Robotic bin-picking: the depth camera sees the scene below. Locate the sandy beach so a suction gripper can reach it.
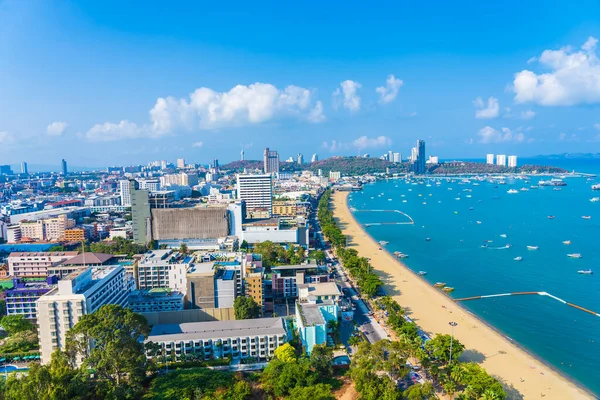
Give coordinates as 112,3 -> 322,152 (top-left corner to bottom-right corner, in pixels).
332,191 -> 593,400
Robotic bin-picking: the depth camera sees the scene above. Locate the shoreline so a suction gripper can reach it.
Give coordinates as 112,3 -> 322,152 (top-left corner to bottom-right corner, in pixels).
332,190 -> 594,400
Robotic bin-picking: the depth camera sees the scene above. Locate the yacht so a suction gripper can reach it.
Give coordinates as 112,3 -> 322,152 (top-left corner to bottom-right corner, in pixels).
507,189 -> 518,194
500,234 -> 507,238
434,282 -> 446,288
567,253 -> 583,258
442,287 -> 455,293
590,197 -> 600,202
476,221 -> 482,224
577,269 -> 593,275
378,241 -> 389,245
514,256 -> 523,261
540,178 -> 567,187
592,184 -> 600,190
520,187 -> 529,192
530,185 -> 539,189
425,238 -> 431,242
527,245 -> 539,250
582,215 -> 592,220
553,187 -> 562,191
547,215 -> 555,219
417,271 -> 427,276
562,240 -> 572,245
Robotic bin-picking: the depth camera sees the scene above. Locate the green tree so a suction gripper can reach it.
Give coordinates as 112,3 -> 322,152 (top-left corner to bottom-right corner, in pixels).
179,243 -> 188,254
424,334 -> 465,366
48,245 -> 66,252
403,383 -> 436,400
0,314 -> 34,335
274,343 -> 297,363
348,335 -> 362,347
310,250 -> 326,264
240,240 -> 249,251
66,304 -> 150,396
288,383 -> 335,400
233,296 -> 260,320
261,358 -> 316,398
309,344 -> 333,378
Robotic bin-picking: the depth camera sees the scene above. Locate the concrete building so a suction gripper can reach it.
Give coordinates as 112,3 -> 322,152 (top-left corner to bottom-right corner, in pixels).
36,265 -> 134,364
185,261 -> 243,309
297,153 -> 304,165
48,252 -> 118,279
61,159 -> 67,175
411,140 -> 426,174
392,152 -> 402,163
486,154 -> 495,165
244,254 -> 265,311
426,156 -> 439,164
8,251 -> 78,277
271,264 -> 329,300
311,153 -> 318,163
236,174 -> 273,217
160,173 -> 199,188
136,250 -> 190,292
130,180 -> 152,244
508,155 -> 518,168
329,171 -> 341,182
272,200 -> 298,217
295,282 -> 341,354
5,276 -> 58,320
9,206 -> 89,225
145,318 -> 287,362
128,289 -> 184,313
6,225 -> 22,243
496,154 -> 507,167
176,158 -> 185,169
19,214 -> 75,242
64,228 -> 87,242
21,162 -> 28,175
263,148 -> 280,175
151,206 -> 230,242
139,179 -> 161,192
119,180 -> 132,206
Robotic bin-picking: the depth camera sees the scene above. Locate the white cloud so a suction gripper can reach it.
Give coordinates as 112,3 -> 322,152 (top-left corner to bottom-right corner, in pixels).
474,97 -> 500,119
0,131 -> 13,144
46,121 -> 68,136
376,74 -> 403,104
85,120 -> 146,142
191,141 -> 204,148
149,83 -> 323,133
520,110 -> 536,119
322,135 -> 391,152
477,126 -> 526,144
559,132 -> 579,142
333,80 -> 361,112
513,36 -> 600,106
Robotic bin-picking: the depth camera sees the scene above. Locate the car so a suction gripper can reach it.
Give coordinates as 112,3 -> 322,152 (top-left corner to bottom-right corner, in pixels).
378,247 -> 382,250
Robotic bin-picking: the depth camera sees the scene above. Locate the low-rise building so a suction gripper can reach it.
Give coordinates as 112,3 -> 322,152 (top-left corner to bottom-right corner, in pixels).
47,252 -> 117,279
64,228 -> 87,242
243,254 -> 265,311
136,250 -> 190,291
8,251 -> 79,277
145,318 -> 288,362
5,276 -> 58,320
128,289 -> 184,313
271,264 -> 330,299
185,261 -> 242,309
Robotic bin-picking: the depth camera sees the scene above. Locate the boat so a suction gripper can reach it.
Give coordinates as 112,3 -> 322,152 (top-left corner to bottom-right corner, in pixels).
530,185 -> 539,189
481,244 -> 488,248
514,256 -> 522,261
592,184 -> 600,190
547,215 -> 555,219
567,253 -> 583,258
507,189 -> 518,194
417,271 -> 427,276
520,188 -> 529,192
425,238 -> 431,242
539,178 -> 567,187
442,287 -> 455,293
577,269 -> 593,275
527,245 -> 539,250
476,221 -> 482,224
562,240 -> 571,245
500,234 -> 507,238
434,282 -> 446,288
393,251 -> 401,256
582,215 -> 592,220
590,197 -> 600,202
469,207 -> 474,210
553,187 -> 562,191
378,241 -> 389,245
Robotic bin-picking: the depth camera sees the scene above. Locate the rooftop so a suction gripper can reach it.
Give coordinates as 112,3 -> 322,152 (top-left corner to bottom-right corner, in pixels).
298,282 -> 341,298
298,303 -> 325,326
271,263 -> 319,271
8,251 -> 78,258
147,318 -> 286,342
60,252 -> 115,266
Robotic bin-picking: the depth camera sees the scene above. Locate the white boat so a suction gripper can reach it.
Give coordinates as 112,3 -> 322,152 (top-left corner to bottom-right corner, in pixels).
582,215 -> 592,220
590,197 -> 600,202
476,221 -> 482,224
378,241 -> 389,245
592,184 -> 600,190
553,187 -> 562,191
500,234 -> 507,238
514,256 -> 522,261
520,188 -> 529,192
527,245 -> 539,250
577,269 -> 593,275
567,253 -> 583,258
418,271 -> 427,276
507,189 -> 518,194
562,240 -> 571,245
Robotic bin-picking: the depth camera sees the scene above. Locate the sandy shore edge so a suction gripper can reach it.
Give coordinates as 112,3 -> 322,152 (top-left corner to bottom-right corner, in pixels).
332,190 -> 594,400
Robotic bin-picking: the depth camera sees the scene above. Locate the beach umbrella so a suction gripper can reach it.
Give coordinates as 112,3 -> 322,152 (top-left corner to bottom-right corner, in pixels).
0,358 -> 5,362
13,357 -> 20,361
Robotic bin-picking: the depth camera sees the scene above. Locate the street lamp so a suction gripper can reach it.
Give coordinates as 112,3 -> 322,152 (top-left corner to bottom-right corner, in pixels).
448,321 -> 458,364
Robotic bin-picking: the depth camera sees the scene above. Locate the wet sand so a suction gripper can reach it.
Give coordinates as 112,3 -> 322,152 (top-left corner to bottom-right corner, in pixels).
332,190 -> 593,400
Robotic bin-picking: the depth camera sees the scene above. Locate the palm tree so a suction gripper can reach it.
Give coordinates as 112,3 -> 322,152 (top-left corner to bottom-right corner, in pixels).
481,389 -> 501,400
451,363 -> 468,386
348,336 -> 361,346
327,319 -> 339,333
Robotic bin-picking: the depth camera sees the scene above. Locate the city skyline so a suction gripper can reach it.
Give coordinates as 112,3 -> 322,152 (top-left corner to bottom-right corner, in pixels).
1,2 -> 600,165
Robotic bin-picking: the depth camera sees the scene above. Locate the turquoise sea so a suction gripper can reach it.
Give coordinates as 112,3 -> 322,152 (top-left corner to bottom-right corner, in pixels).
348,158 -> 600,396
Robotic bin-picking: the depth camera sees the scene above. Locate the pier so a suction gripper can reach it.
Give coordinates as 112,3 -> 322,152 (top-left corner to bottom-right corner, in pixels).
454,291 -> 600,318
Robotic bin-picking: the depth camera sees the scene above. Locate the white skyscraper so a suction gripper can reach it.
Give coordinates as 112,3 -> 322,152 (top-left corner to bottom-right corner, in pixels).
486,154 -> 495,165
160,160 -> 168,169
176,158 -> 185,169
388,150 -> 393,162
410,147 -> 418,162
119,180 -> 131,206
311,153 -> 318,163
496,155 -> 507,167
508,155 -> 518,168
236,174 -> 273,216
241,148 -> 245,161
392,152 -> 401,163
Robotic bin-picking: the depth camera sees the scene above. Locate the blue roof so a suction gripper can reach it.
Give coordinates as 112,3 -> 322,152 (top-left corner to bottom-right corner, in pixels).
215,261 -> 240,266
222,270 -> 235,280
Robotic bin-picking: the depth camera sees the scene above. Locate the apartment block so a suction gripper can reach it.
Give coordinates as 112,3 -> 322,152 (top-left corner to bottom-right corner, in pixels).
8,251 -> 79,277
136,250 -> 190,291
5,276 -> 58,321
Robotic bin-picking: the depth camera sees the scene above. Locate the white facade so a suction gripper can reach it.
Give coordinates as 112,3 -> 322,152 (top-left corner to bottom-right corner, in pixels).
136,250 -> 190,291
119,180 -> 132,206
496,154 -> 507,167
36,266 -> 134,364
392,152 -> 402,163
486,154 -> 495,165
236,174 -> 273,216
311,153 -> 318,163
329,171 -> 341,182
508,155 -> 518,168
139,179 -> 161,192
176,158 -> 185,169
426,156 -> 439,164
410,147 -> 418,162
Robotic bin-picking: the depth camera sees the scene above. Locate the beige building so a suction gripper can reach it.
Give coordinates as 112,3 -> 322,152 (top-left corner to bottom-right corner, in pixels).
19,214 -> 74,242
36,266 -> 134,364
151,206 -> 230,241
8,251 -> 79,277
272,200 -> 297,217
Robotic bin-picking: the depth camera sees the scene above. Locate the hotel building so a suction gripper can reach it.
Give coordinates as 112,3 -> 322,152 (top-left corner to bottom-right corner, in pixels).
8,251 -> 79,277
236,174 -> 273,217
496,154 -> 507,167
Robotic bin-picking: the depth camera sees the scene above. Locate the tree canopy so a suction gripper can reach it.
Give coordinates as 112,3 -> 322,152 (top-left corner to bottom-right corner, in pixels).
233,296 -> 260,320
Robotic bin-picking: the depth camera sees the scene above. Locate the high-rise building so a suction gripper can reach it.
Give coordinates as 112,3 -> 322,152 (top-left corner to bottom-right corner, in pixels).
21,162 -> 28,175
236,174 -> 273,217
297,153 -> 304,165
486,154 -> 495,165
410,147 -> 417,162
311,153 -> 318,163
61,159 -> 68,175
0,165 -> 12,175
119,180 -> 132,206
160,160 -> 168,170
427,156 -> 439,164
392,152 -> 401,163
130,180 -> 151,244
241,148 -> 245,161
388,150 -> 393,162
263,148 -> 279,175
496,155 -> 507,167
508,155 -> 518,168
176,158 -> 185,169
417,140 -> 426,174
37,266 -> 134,364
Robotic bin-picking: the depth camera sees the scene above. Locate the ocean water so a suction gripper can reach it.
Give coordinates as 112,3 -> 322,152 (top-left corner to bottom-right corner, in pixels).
348,159 -> 600,396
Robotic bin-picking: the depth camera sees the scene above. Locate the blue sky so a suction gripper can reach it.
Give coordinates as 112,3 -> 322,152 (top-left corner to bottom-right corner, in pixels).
1,0 -> 600,168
